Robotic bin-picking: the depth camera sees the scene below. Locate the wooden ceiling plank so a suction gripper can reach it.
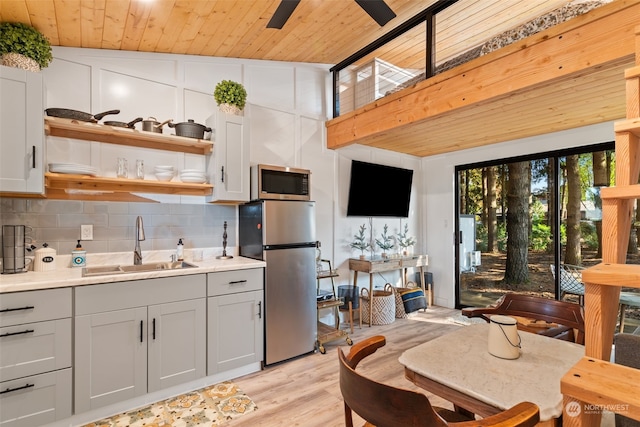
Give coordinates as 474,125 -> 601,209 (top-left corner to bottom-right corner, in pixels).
80,0 -> 106,49
25,0 -> 60,46
170,0 -> 217,54
120,0 -> 152,51
207,0 -> 259,58
154,1 -> 194,53
0,0 -> 31,23
137,0 -> 176,52
189,0 -> 249,56
53,0 -> 82,47
101,0 -> 129,50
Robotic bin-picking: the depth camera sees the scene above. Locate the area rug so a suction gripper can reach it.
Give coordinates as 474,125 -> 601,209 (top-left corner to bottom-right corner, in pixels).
83,381 -> 257,427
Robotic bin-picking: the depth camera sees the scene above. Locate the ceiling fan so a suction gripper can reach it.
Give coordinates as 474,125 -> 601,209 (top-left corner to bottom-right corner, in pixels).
267,0 -> 396,29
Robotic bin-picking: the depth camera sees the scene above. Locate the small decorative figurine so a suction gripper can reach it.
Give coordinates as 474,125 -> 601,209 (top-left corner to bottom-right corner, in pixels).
216,221 -> 233,259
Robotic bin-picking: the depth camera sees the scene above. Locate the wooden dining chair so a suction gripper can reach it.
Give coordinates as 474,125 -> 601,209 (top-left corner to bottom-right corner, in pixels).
338,335 -> 540,427
461,293 -> 585,345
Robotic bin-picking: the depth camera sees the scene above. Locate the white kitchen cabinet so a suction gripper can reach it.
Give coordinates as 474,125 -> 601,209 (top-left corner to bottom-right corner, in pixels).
207,268 -> 263,374
206,112 -> 250,203
0,65 -> 44,194
74,275 -> 206,413
0,288 -> 72,425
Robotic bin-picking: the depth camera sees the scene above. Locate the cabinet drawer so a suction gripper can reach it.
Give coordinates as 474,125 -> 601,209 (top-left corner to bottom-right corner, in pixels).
0,368 -> 72,426
0,288 -> 71,327
0,318 -> 72,382
207,268 -> 263,296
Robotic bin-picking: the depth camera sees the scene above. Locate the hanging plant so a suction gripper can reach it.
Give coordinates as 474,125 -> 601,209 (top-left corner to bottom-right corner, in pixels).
0,22 -> 52,71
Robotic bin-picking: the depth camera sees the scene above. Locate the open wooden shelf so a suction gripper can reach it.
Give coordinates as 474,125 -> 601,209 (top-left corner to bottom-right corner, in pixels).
44,173 -> 212,197
45,116 -> 213,155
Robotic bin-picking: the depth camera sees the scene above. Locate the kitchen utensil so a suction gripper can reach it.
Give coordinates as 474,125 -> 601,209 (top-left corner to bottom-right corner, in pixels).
168,119 -> 211,139
33,243 -> 57,272
45,108 -> 120,122
2,225 -> 33,274
103,117 -> 143,129
142,117 -> 173,133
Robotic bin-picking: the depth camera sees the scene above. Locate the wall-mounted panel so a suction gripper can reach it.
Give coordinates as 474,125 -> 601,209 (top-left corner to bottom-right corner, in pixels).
246,65 -> 294,110
98,70 -> 178,122
184,89 -> 217,127
249,105 -> 295,166
42,59 -> 91,111
296,67 -> 328,117
184,62 -> 243,95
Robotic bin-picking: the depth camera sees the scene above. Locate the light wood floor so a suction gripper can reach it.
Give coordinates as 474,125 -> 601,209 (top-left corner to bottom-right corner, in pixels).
228,305 -> 464,427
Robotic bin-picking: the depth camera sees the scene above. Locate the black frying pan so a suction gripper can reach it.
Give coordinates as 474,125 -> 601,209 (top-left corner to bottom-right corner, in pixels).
103,117 -> 143,129
45,108 -> 120,122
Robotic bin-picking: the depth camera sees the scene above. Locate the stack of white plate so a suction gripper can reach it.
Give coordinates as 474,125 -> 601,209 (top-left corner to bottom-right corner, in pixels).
180,169 -> 207,183
49,163 -> 98,176
154,165 -> 175,182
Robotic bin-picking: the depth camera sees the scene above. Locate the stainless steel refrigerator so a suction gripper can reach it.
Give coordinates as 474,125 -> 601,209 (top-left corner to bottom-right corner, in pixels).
239,200 -> 317,365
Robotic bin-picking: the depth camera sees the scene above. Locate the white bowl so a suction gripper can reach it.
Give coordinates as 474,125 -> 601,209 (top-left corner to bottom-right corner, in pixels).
154,166 -> 174,172
180,176 -> 207,183
180,172 -> 206,178
181,169 -> 205,174
155,172 -> 174,182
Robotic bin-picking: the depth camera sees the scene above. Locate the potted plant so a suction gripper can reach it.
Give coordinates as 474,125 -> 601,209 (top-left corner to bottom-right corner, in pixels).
396,223 -> 416,255
375,224 -> 394,258
0,22 -> 52,72
213,80 -> 247,115
350,224 -> 370,259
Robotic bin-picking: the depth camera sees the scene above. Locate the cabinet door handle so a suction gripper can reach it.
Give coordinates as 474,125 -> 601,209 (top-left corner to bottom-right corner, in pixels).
0,383 -> 34,394
221,166 -> 225,183
228,280 -> 247,285
0,305 -> 35,313
152,318 -> 156,340
0,329 -> 34,338
258,301 -> 262,319
140,320 -> 144,343
32,146 -> 36,169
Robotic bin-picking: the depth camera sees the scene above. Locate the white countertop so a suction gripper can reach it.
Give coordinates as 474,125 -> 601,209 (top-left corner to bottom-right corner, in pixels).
399,323 -> 585,421
0,249 -> 265,293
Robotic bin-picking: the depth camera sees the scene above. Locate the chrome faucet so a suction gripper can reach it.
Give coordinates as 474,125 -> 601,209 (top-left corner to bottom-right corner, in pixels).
133,215 -> 145,265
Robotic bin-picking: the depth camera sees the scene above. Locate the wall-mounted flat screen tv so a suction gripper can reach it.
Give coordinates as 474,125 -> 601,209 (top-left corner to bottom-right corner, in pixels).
346,160 -> 413,218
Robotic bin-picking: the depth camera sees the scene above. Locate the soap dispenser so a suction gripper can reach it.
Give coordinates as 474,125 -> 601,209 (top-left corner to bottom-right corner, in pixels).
72,240 -> 87,268
177,238 -> 184,261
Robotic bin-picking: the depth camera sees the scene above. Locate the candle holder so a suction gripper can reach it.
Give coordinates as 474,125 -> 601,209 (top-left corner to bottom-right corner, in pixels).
216,221 -> 233,260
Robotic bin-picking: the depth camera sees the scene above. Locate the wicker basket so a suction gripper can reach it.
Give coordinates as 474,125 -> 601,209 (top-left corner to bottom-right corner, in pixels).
389,283 -> 408,319
1,53 -> 40,72
361,287 -> 395,325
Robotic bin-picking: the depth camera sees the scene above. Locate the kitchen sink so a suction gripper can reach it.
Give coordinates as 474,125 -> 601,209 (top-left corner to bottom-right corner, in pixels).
82,261 -> 198,277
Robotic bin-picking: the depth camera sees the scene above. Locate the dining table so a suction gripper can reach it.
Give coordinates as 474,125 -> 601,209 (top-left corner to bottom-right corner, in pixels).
398,323 -> 585,426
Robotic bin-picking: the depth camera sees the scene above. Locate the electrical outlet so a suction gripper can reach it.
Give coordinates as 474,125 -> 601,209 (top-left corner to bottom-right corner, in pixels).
81,224 -> 93,240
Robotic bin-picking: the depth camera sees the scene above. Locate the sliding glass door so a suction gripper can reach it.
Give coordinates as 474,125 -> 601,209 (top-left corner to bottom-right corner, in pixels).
456,143 -> 615,308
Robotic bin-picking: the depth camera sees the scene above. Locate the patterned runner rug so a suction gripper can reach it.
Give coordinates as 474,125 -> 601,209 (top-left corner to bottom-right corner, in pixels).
84,381 -> 257,427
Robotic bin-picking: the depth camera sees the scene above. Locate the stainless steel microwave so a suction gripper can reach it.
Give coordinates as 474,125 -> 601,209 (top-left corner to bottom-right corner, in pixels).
250,164 -> 311,201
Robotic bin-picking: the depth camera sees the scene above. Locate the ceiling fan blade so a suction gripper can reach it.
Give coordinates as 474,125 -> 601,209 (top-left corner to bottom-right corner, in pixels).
355,0 -> 396,27
267,0 -> 302,29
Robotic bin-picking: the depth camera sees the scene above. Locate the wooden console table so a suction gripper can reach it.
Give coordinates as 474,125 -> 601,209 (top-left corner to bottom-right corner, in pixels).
349,255 -> 430,326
